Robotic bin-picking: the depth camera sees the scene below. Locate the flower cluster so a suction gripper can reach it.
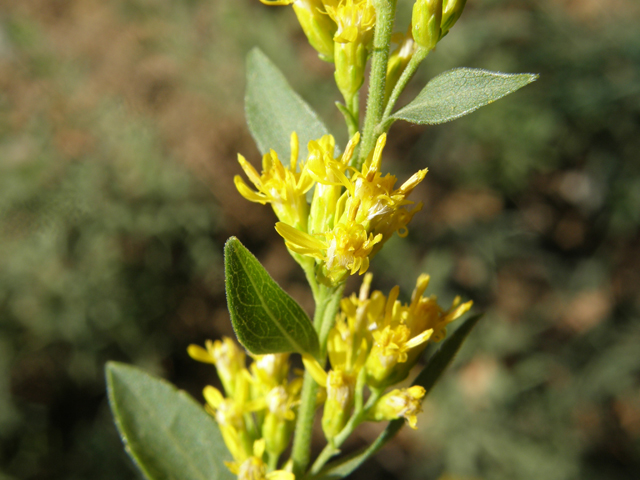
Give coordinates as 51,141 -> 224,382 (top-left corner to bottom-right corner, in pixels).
188,340 -> 299,480
236,132 -> 426,285
190,273 -> 471,474
303,272 -> 472,441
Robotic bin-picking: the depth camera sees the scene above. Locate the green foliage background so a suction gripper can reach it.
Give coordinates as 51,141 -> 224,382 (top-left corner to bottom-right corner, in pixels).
1,0 -> 638,479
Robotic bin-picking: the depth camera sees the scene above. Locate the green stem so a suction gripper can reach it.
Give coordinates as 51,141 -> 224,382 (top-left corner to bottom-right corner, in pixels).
357,0 -> 397,170
347,93 -> 360,139
318,284 -> 345,356
291,283 -> 344,476
379,46 -> 429,129
267,451 -> 279,471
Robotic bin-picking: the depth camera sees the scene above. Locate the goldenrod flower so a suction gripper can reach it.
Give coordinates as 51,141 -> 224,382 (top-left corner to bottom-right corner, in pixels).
188,338 -> 246,397
203,386 -> 254,463
368,386 -> 426,429
325,0 -> 375,45
322,369 -> 355,441
261,384 -> 300,456
335,273 -> 473,388
235,132 -> 314,231
276,218 -> 382,284
365,324 -> 434,387
226,439 -> 295,480
307,133 -> 358,235
349,134 -> 427,252
325,0 -> 375,100
251,353 -> 291,389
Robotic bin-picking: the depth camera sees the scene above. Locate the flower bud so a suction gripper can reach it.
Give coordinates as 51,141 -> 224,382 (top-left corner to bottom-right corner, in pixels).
368,386 -> 426,428
386,31 -> 415,101
292,0 -> 338,62
322,370 -> 355,441
411,0 -> 443,51
262,386 -> 295,456
441,0 -> 467,36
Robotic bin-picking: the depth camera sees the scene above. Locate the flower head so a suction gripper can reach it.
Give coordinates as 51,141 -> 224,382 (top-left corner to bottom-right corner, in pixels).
235,132 -> 314,231
368,386 -> 426,429
326,0 -> 375,45
188,337 -> 246,397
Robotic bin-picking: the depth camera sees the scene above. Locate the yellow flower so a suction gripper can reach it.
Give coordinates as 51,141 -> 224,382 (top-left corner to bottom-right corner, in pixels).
276,217 -> 382,285
321,369 -> 356,441
349,134 -> 427,252
339,273 -> 472,388
261,383 -> 300,456
368,385 -> 426,429
203,386 -> 254,463
251,353 -> 291,389
226,439 -> 295,480
235,132 -> 314,231
188,337 -> 246,397
325,0 -> 375,45
307,133 -> 358,235
325,0 -> 375,99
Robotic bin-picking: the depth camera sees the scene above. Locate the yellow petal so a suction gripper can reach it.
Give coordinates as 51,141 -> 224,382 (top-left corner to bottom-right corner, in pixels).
187,344 -> 215,364
203,386 -> 224,408
302,354 -> 329,386
275,222 -> 326,251
234,176 -> 269,204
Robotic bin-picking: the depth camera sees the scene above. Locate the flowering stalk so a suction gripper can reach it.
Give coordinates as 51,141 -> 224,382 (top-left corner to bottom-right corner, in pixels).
104,0 -> 538,479
358,0 -> 397,168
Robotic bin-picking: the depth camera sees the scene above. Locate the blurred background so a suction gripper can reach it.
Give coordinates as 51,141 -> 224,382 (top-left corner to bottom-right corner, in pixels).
1,0 -> 639,479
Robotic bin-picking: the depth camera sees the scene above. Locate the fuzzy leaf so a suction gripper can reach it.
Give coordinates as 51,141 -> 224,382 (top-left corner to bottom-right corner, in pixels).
106,362 -> 234,480
314,313 -> 483,479
392,68 -> 538,125
224,237 -> 320,357
245,48 -> 330,162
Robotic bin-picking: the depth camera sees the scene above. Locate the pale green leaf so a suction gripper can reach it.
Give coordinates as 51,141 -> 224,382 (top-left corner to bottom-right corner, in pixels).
245,48 -> 330,162
313,313 -> 483,480
224,237 -> 320,357
106,362 -> 234,480
392,68 -> 538,125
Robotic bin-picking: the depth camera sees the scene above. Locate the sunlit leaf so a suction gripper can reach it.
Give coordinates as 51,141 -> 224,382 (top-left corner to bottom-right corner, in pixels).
392,68 -> 538,125
106,362 -> 234,480
245,48 -> 330,162
224,236 -> 320,357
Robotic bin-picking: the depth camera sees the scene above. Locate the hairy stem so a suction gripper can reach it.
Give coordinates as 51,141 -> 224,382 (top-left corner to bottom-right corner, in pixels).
379,46 -> 429,129
291,283 -> 345,476
357,0 -> 397,170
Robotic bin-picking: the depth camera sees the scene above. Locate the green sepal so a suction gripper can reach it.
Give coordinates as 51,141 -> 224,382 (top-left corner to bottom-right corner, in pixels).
312,313 -> 483,480
224,236 -> 320,358
106,362 -> 234,480
245,48 -> 330,163
391,68 -> 538,125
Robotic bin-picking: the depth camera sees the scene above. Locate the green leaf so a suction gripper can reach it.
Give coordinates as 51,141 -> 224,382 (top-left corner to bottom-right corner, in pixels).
106,362 -> 234,480
313,313 -> 483,480
224,236 -> 320,357
392,68 -> 538,125
245,48 -> 330,162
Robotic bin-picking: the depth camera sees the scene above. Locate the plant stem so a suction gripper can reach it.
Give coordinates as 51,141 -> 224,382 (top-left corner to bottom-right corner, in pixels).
379,46 -> 429,130
356,0 -> 397,170
291,283 -> 344,476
